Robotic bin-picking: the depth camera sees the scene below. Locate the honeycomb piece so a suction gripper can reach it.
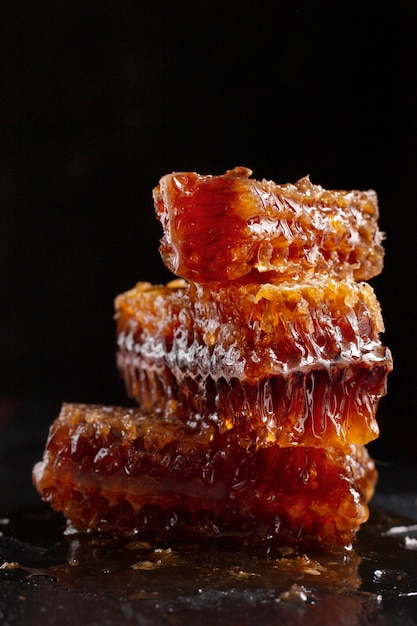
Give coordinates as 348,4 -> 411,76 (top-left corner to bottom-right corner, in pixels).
33,403 -> 377,548
115,280 -> 392,447
153,167 -> 384,284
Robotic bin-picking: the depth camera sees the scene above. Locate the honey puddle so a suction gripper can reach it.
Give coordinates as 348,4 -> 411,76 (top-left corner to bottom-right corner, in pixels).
1,505 -> 417,625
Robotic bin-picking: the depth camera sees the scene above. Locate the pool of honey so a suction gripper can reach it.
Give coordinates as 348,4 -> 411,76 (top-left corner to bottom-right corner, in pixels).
1,504 -> 417,625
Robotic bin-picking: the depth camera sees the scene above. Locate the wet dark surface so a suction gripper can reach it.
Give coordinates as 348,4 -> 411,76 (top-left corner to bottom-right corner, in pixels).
1,502 -> 417,626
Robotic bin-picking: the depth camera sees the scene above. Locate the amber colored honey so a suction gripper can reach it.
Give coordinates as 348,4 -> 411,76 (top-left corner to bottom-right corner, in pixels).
115,279 -> 392,447
33,168 -> 392,550
33,404 -> 377,549
153,167 -> 384,284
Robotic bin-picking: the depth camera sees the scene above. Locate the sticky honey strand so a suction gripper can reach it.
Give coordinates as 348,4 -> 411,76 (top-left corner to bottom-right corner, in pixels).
115,279 -> 392,447
153,167 -> 384,284
33,403 -> 377,548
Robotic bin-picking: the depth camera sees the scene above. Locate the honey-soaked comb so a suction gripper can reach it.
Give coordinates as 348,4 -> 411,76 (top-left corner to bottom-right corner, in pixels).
153,167 -> 384,284
32,403 -> 378,548
115,279 -> 392,447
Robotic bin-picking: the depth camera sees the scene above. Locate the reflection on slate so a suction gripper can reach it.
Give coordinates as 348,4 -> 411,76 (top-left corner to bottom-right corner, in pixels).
0,504 -> 417,626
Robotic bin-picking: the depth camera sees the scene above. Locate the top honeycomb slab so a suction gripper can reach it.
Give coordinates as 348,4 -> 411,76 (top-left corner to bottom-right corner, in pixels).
153,167 -> 384,284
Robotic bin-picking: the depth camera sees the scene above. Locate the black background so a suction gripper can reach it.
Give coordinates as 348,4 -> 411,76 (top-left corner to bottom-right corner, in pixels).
1,1 -> 416,467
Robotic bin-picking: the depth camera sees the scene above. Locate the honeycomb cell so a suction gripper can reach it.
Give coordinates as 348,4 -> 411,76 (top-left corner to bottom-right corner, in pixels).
153,167 -> 384,284
115,280 -> 392,447
33,403 -> 377,548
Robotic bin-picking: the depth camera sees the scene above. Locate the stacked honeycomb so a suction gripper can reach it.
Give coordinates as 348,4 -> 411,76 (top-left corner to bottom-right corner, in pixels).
33,168 -> 392,548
